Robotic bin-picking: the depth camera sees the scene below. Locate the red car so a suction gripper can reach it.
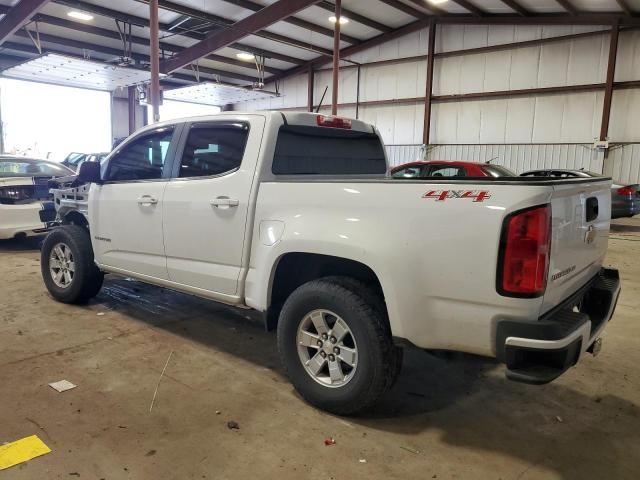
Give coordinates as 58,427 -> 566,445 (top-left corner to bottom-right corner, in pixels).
391,161 -> 516,178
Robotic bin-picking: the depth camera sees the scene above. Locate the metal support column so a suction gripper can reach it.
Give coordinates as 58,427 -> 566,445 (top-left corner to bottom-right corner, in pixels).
307,64 -> 314,112
422,19 -> 436,146
149,0 -> 161,123
127,85 -> 137,134
331,0 -> 341,116
600,23 -> 619,141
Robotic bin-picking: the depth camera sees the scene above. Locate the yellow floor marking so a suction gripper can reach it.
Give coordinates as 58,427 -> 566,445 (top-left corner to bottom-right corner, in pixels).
0,435 -> 51,470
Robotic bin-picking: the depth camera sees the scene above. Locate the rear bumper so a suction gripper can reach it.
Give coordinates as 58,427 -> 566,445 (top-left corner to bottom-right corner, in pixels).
496,268 -> 621,385
0,201 -> 54,239
612,199 -> 640,218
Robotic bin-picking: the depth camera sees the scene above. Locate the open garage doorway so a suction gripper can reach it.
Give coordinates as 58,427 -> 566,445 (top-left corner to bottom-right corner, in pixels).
150,100 -> 221,123
0,78 -> 111,162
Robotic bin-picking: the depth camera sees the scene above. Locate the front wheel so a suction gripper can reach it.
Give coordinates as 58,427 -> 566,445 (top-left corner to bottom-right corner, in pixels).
41,225 -> 104,304
277,278 -> 400,415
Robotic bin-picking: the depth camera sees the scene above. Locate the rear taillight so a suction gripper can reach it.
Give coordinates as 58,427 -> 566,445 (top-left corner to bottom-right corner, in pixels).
316,115 -> 352,129
617,186 -> 636,196
0,185 -> 35,204
497,204 -> 551,297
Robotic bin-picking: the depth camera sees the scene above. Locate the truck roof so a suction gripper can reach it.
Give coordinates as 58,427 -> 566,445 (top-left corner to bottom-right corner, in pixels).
139,111 -> 376,135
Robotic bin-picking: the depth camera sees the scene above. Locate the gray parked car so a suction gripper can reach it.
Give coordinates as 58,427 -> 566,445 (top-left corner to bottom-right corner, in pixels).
520,169 -> 639,219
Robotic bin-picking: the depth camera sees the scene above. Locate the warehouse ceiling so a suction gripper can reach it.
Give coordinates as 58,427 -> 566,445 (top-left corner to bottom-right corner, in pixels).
0,0 -> 638,90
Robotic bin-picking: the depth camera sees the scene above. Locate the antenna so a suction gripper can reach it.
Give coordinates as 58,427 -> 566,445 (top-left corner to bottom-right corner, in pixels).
315,86 -> 328,113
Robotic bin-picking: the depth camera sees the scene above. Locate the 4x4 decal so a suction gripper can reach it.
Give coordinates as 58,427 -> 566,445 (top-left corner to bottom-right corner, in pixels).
423,190 -> 491,202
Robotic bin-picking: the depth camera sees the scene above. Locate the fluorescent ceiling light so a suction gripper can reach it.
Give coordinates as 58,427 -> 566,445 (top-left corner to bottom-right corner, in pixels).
329,16 -> 349,25
67,11 -> 94,21
428,0 -> 448,4
236,52 -> 255,61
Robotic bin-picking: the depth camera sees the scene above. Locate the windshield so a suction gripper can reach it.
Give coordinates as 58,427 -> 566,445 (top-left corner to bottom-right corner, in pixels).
482,164 -> 517,177
0,158 -> 73,177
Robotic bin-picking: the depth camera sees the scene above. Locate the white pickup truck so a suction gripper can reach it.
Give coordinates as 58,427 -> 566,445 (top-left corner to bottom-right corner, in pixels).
41,112 -> 621,414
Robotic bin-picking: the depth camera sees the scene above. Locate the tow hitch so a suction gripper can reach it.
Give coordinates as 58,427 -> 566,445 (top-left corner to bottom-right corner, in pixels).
588,338 -> 603,357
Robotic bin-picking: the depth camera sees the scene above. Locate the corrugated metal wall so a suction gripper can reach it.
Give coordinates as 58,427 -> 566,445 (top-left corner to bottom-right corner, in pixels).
605,144 -> 640,185
237,24 -> 640,182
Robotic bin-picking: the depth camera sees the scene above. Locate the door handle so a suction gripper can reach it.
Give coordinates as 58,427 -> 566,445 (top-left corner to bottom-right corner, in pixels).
137,195 -> 158,205
210,197 -> 239,208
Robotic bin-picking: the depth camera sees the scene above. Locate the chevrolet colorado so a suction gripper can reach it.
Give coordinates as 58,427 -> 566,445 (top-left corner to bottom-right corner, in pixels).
41,112 -> 621,414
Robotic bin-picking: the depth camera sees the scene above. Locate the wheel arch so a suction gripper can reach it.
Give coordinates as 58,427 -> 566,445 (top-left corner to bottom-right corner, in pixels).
264,252 -> 387,331
62,211 -> 89,228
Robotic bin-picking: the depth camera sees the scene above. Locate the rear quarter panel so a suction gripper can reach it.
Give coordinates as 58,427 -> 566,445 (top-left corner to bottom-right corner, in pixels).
245,180 -> 557,356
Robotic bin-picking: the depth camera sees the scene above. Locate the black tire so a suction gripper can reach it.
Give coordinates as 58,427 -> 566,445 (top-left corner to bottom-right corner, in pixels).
41,225 -> 104,304
323,276 -> 403,390
277,277 -> 400,415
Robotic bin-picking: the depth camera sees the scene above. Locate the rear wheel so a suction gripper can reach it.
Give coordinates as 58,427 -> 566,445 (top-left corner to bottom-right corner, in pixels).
41,225 -> 103,304
277,277 -> 400,415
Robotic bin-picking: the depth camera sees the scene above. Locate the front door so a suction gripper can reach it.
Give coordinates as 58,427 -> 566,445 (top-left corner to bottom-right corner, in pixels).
89,126 -> 177,279
162,118 -> 262,297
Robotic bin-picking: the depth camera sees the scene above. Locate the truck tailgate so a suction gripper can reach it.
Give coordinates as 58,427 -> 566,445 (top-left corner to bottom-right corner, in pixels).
542,179 -> 611,314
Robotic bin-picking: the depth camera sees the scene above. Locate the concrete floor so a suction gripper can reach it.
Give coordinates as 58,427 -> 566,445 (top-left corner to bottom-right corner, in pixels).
1,224 -> 639,480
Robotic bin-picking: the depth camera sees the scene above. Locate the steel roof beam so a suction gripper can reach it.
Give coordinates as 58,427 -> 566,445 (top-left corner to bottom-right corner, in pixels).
615,0 -> 635,16
213,0 -> 363,41
11,8 -> 285,75
450,0 -> 485,16
555,0 -> 579,15
133,0 -> 344,54
500,0 -> 531,16
434,13 -> 640,25
403,0 -> 445,15
316,1 -> 392,32
271,17 -> 430,81
52,0 -> 307,65
375,0 -> 427,19
160,0 -> 323,74
0,0 -> 50,44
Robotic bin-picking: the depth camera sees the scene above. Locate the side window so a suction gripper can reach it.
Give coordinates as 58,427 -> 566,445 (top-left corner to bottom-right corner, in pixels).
178,123 -> 249,178
428,165 -> 466,177
105,128 -> 173,182
392,166 -> 421,178
552,171 -> 578,178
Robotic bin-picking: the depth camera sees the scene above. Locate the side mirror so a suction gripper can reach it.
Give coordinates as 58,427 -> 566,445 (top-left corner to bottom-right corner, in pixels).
77,161 -> 102,184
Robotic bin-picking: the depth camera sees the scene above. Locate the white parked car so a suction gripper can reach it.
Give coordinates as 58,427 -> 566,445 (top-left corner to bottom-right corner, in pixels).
41,112 -> 620,414
0,156 -> 74,240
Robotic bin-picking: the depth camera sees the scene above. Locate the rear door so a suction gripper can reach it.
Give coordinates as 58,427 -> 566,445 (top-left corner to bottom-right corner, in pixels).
162,118 -> 263,297
542,179 -> 612,313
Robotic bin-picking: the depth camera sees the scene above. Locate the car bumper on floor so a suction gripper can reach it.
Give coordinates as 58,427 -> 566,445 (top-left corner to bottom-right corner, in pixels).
0,201 -> 56,239
495,268 -> 621,385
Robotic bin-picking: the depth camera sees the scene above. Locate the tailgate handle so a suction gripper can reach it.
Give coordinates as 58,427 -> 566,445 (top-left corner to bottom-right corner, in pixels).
586,197 -> 599,222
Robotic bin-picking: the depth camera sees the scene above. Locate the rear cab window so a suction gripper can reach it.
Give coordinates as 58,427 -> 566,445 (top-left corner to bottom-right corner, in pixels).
178,122 -> 249,178
272,125 -> 386,176
482,165 -> 517,177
